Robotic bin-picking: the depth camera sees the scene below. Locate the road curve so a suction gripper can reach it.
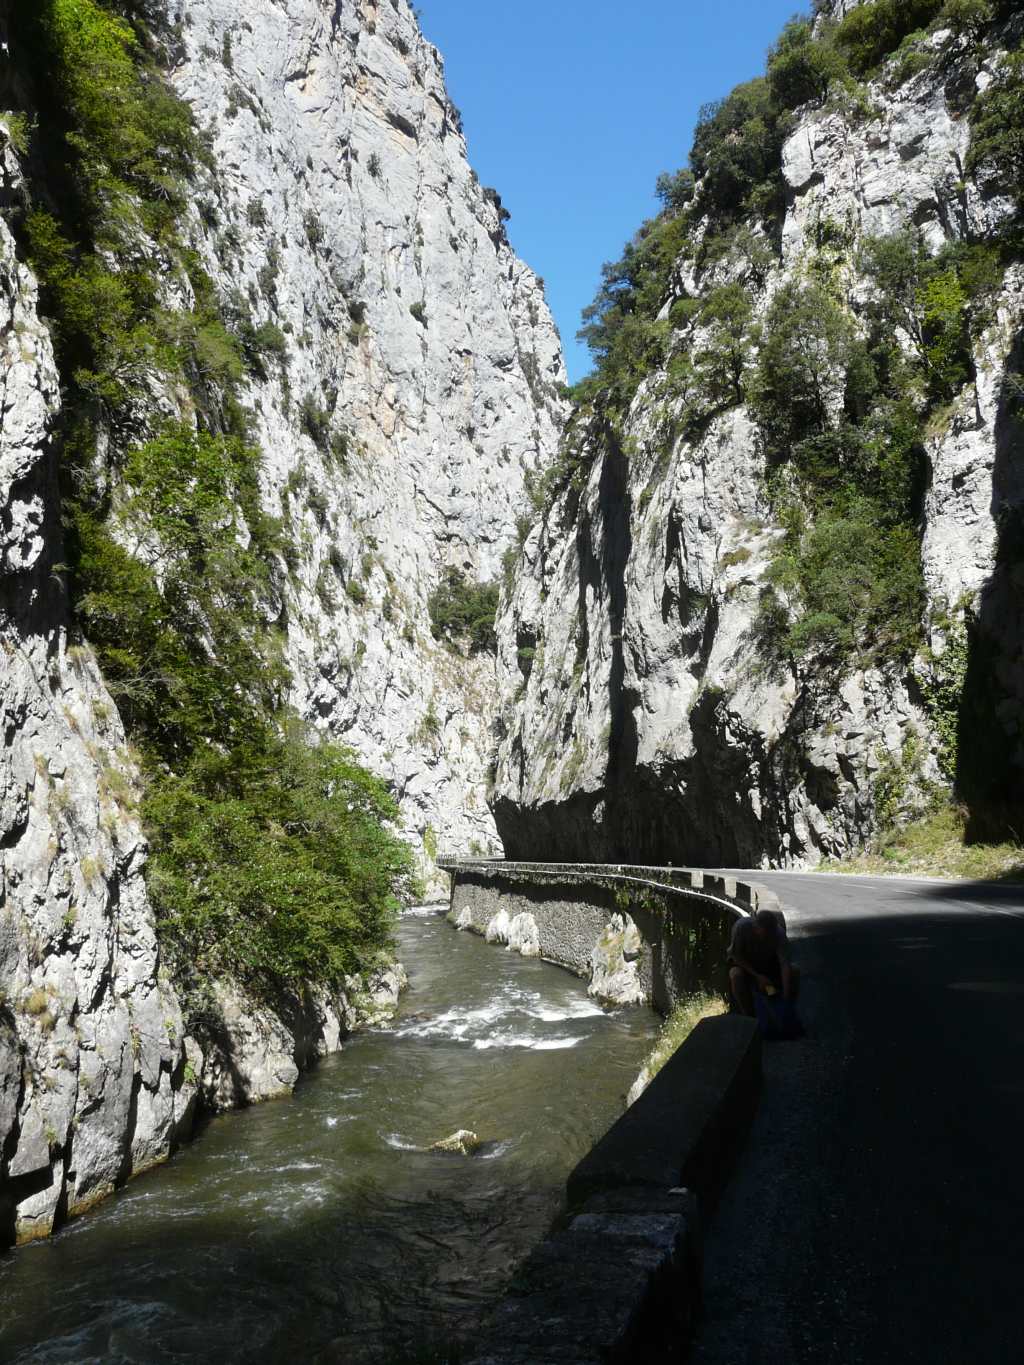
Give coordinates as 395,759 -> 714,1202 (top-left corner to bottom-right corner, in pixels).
690,870 -> 1024,1365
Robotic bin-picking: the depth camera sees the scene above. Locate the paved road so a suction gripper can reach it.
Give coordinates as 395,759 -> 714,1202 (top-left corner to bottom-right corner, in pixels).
691,871 -> 1024,1365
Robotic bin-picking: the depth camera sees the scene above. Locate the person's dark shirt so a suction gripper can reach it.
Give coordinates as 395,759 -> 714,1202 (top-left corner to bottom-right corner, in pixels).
729,918 -> 783,976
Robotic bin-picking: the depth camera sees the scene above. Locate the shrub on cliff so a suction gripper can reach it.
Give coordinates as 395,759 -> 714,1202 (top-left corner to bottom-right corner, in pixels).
767,17 -> 849,110
690,78 -> 791,224
768,504 -> 925,666
72,424 -> 286,759
428,571 -> 500,655
22,0 -> 198,234
833,0 -> 946,77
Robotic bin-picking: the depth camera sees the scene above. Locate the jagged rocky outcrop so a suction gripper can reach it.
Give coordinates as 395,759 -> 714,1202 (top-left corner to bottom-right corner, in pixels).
493,3 -> 1024,867
0,0 -> 564,1242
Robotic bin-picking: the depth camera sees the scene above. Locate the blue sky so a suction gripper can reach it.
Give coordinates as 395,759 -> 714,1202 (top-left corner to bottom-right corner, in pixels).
417,0 -> 807,382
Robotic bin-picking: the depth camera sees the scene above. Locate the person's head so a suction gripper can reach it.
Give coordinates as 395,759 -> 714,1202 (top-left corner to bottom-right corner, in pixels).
752,909 -> 779,941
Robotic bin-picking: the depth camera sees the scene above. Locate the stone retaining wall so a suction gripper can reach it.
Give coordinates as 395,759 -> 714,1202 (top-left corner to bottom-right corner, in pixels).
442,860 -> 782,1011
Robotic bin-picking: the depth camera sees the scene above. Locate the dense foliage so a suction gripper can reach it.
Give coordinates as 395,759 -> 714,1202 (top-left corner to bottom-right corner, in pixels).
11,1 -> 412,1001
147,737 -> 413,992
830,0 -> 947,76
428,570 -> 500,655
967,49 -> 1024,207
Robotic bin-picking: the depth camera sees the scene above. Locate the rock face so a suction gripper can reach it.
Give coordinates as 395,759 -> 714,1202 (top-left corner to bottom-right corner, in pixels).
171,0 -> 564,879
493,17 -> 1024,867
199,963 -> 408,1111
0,132 -> 192,1243
0,0 -> 563,1239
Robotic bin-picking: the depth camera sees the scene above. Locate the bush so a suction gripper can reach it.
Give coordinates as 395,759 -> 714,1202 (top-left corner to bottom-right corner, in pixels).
428,570 -> 500,655
72,423 -> 285,764
576,211 -> 688,412
768,502 -> 925,665
17,1 -> 197,229
767,18 -> 848,110
751,271 -> 931,669
858,230 -> 1000,402
940,0 -> 995,38
752,280 -> 858,463
833,0 -> 945,76
655,168 -> 695,211
691,282 -> 756,410
691,78 -> 790,224
299,393 -> 333,452
146,733 -> 414,991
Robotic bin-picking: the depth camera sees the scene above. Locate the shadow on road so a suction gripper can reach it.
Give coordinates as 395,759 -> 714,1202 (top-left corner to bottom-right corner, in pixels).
693,887 -> 1024,1365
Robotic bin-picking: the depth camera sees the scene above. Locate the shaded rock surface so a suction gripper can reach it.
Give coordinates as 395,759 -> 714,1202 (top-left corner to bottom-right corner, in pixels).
0,132 -> 187,1243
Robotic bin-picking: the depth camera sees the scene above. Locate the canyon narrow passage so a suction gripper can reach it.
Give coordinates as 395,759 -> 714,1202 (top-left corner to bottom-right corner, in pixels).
0,910 -> 657,1364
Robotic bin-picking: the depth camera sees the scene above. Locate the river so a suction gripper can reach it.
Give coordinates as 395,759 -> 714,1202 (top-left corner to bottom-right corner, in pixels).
0,908 -> 658,1364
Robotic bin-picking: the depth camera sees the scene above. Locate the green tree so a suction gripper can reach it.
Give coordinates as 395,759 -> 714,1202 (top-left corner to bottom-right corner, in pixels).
752,280 -> 857,463
147,733 -> 414,992
693,283 -> 755,408
691,78 -> 789,223
768,17 -> 848,110
967,51 -> 1024,208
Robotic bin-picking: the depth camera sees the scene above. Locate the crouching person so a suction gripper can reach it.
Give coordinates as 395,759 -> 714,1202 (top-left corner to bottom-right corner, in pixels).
728,909 -> 800,1018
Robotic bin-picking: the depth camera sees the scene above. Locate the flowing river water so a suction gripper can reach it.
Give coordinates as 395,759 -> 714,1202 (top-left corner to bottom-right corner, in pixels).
0,909 -> 659,1364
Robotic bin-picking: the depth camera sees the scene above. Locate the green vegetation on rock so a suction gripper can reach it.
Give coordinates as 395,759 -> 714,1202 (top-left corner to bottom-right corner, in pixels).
147,734 -> 413,994
628,992 -> 728,1104
819,803 -> 1024,881
428,570 -> 500,655
10,1 -> 412,1008
967,49 -> 1024,208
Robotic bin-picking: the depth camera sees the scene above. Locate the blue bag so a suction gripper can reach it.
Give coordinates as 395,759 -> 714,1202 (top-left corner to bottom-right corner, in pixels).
753,989 -> 805,1041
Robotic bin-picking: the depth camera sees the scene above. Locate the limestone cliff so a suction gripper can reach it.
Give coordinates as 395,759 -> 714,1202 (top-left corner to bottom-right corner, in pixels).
169,0 -> 564,870
0,129 -> 196,1242
493,2 -> 1024,866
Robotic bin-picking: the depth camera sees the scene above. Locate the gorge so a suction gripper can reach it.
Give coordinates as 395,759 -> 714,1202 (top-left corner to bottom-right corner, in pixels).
1,0 -> 1023,1353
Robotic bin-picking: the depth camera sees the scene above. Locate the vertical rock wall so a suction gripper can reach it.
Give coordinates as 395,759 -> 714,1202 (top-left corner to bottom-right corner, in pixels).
493,17 -> 1024,866
0,131 -> 196,1244
0,0 -> 566,1239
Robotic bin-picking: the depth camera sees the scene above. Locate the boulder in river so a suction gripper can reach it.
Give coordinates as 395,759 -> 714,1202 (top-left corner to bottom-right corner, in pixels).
430,1130 -> 480,1156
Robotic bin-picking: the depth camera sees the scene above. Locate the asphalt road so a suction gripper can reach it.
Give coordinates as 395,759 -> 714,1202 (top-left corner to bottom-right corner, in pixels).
690,871 -> 1024,1365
